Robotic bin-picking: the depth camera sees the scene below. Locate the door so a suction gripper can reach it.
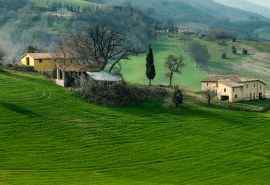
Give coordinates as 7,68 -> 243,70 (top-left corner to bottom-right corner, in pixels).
221,96 -> 229,101
259,93 -> 263,100
26,57 -> 30,66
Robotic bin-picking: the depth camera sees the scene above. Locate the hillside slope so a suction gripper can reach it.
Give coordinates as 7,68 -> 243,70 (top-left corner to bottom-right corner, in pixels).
215,0 -> 270,18
0,0 -> 156,63
121,34 -> 270,92
0,69 -> 270,185
102,0 -> 264,22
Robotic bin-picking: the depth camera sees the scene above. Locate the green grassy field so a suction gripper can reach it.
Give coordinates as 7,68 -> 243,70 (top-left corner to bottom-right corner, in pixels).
1,70 -> 270,184
121,34 -> 249,90
121,35 -> 208,90
121,34 -> 270,91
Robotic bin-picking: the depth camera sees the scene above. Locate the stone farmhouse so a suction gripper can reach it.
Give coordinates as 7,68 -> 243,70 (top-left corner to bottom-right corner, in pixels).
20,53 -> 73,72
56,63 -> 94,87
201,75 -> 266,103
55,63 -> 122,88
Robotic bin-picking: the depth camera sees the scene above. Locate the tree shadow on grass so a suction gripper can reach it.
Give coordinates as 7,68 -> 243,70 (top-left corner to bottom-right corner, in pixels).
112,101 -> 263,128
0,102 -> 40,118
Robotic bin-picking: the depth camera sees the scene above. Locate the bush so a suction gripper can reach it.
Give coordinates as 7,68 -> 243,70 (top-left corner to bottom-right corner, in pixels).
208,29 -> 233,40
0,46 -> 5,62
6,65 -> 35,72
41,70 -> 57,79
232,46 -> 237,54
242,48 -> 248,55
221,53 -> 227,59
79,80 -> 168,106
172,88 -> 183,107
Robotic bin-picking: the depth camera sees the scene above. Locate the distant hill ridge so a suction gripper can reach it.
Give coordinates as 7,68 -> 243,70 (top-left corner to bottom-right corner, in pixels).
98,0 -> 268,22
214,0 -> 270,18
1,0 -> 270,63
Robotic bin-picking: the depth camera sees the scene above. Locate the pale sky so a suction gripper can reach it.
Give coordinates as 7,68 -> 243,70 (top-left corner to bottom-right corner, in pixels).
246,0 -> 270,7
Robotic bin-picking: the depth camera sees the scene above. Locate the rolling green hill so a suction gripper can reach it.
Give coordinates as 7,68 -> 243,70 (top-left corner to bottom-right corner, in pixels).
121,34 -> 270,91
121,34 -> 207,90
0,66 -> 270,184
0,0 -> 156,63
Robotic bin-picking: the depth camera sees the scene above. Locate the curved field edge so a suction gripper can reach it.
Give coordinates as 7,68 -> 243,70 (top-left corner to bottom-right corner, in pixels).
0,70 -> 270,185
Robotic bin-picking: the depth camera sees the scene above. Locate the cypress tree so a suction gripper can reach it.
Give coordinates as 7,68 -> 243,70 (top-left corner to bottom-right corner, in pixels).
146,45 -> 156,86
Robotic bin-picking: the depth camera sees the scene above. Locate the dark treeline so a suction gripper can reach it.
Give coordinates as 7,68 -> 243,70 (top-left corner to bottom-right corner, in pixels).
0,0 -> 157,63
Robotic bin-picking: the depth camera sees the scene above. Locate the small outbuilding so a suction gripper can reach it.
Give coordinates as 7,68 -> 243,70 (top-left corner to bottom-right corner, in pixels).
56,63 -> 100,87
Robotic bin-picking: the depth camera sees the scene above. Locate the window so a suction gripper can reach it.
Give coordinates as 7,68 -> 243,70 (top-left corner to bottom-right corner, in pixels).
59,69 -> 63,80
26,57 -> 30,66
246,84 -> 249,88
233,88 -> 235,92
224,88 -> 226,93
207,83 -> 209,87
39,59 -> 42,64
235,94 -> 238,99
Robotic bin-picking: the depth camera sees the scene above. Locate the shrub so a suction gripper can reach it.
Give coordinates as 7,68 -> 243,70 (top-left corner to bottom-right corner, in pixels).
232,46 -> 237,54
172,88 -> 183,107
79,80 -> 168,106
0,46 -> 5,62
41,70 -> 57,79
6,65 -> 35,73
221,53 -> 227,59
242,48 -> 248,55
208,29 -> 233,40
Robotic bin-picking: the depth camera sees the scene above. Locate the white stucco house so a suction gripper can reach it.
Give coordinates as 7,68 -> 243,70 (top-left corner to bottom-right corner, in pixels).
201,75 -> 266,103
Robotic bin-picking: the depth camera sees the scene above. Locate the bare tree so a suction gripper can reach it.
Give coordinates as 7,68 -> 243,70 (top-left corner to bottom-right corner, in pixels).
56,36 -> 77,64
165,55 -> 185,87
65,25 -> 132,72
0,45 -> 5,64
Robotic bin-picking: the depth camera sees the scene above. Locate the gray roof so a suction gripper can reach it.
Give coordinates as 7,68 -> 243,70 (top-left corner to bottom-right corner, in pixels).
87,72 -> 122,82
202,75 -> 266,86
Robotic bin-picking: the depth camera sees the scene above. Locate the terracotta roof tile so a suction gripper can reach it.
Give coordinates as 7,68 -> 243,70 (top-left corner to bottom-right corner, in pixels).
27,53 -> 71,60
57,63 -> 101,72
202,75 -> 266,86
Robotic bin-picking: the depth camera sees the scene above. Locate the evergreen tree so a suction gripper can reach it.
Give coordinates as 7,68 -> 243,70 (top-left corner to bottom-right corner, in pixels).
146,45 -> 156,86
221,52 -> 227,59
26,45 -> 39,53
